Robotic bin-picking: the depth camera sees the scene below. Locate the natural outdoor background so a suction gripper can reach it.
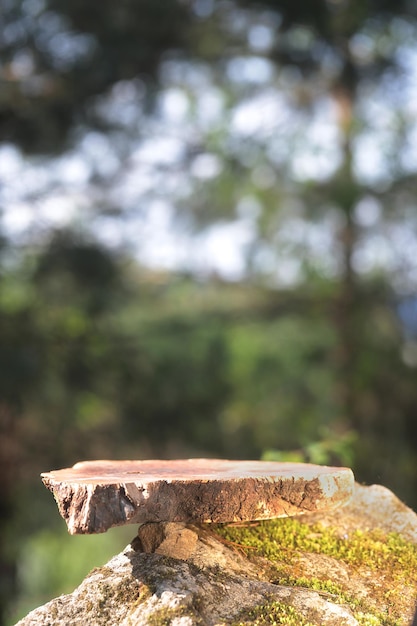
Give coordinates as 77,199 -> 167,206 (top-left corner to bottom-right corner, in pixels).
1,0 -> 417,623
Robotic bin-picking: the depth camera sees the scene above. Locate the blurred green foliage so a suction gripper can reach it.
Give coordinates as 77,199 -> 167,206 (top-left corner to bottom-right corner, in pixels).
262,428 -> 358,467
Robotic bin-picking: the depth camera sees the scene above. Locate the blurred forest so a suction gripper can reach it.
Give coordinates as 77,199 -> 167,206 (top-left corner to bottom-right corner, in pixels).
1,0 -> 417,623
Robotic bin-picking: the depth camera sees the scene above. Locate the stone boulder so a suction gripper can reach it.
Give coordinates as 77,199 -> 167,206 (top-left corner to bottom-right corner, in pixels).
15,483 -> 417,626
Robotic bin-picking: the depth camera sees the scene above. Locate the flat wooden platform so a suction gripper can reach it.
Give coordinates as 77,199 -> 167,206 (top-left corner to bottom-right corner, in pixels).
42,459 -> 355,534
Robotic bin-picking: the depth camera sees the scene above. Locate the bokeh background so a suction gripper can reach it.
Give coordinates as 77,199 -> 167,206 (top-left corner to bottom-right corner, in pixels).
1,0 -> 417,623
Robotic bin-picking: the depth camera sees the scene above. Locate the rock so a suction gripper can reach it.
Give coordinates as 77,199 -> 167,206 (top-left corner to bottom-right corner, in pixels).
41,459 -> 354,534
15,482 -> 417,626
305,483 -> 417,543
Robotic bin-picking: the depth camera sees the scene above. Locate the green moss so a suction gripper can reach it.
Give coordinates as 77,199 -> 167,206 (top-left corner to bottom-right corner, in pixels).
144,604 -> 204,626
231,599 -> 315,625
146,606 -> 183,626
213,519 -> 417,625
216,519 -> 415,566
355,613 -> 390,626
227,572 -> 401,626
273,574 -> 344,598
214,518 -> 417,578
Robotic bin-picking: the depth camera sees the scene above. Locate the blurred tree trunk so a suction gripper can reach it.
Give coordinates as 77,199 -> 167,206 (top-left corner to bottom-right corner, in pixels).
331,47 -> 361,433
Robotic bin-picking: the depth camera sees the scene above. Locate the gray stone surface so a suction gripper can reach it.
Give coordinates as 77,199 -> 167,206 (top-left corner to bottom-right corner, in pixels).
14,536 -> 359,626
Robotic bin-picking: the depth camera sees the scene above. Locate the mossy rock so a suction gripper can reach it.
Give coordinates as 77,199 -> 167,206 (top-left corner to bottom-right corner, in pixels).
15,483 -> 417,626
217,520 -> 416,625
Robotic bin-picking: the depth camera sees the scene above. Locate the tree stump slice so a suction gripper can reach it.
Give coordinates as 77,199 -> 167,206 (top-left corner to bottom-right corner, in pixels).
41,459 -> 354,534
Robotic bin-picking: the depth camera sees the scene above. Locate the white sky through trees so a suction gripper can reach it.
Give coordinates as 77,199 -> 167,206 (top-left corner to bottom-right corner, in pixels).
1,15 -> 417,289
